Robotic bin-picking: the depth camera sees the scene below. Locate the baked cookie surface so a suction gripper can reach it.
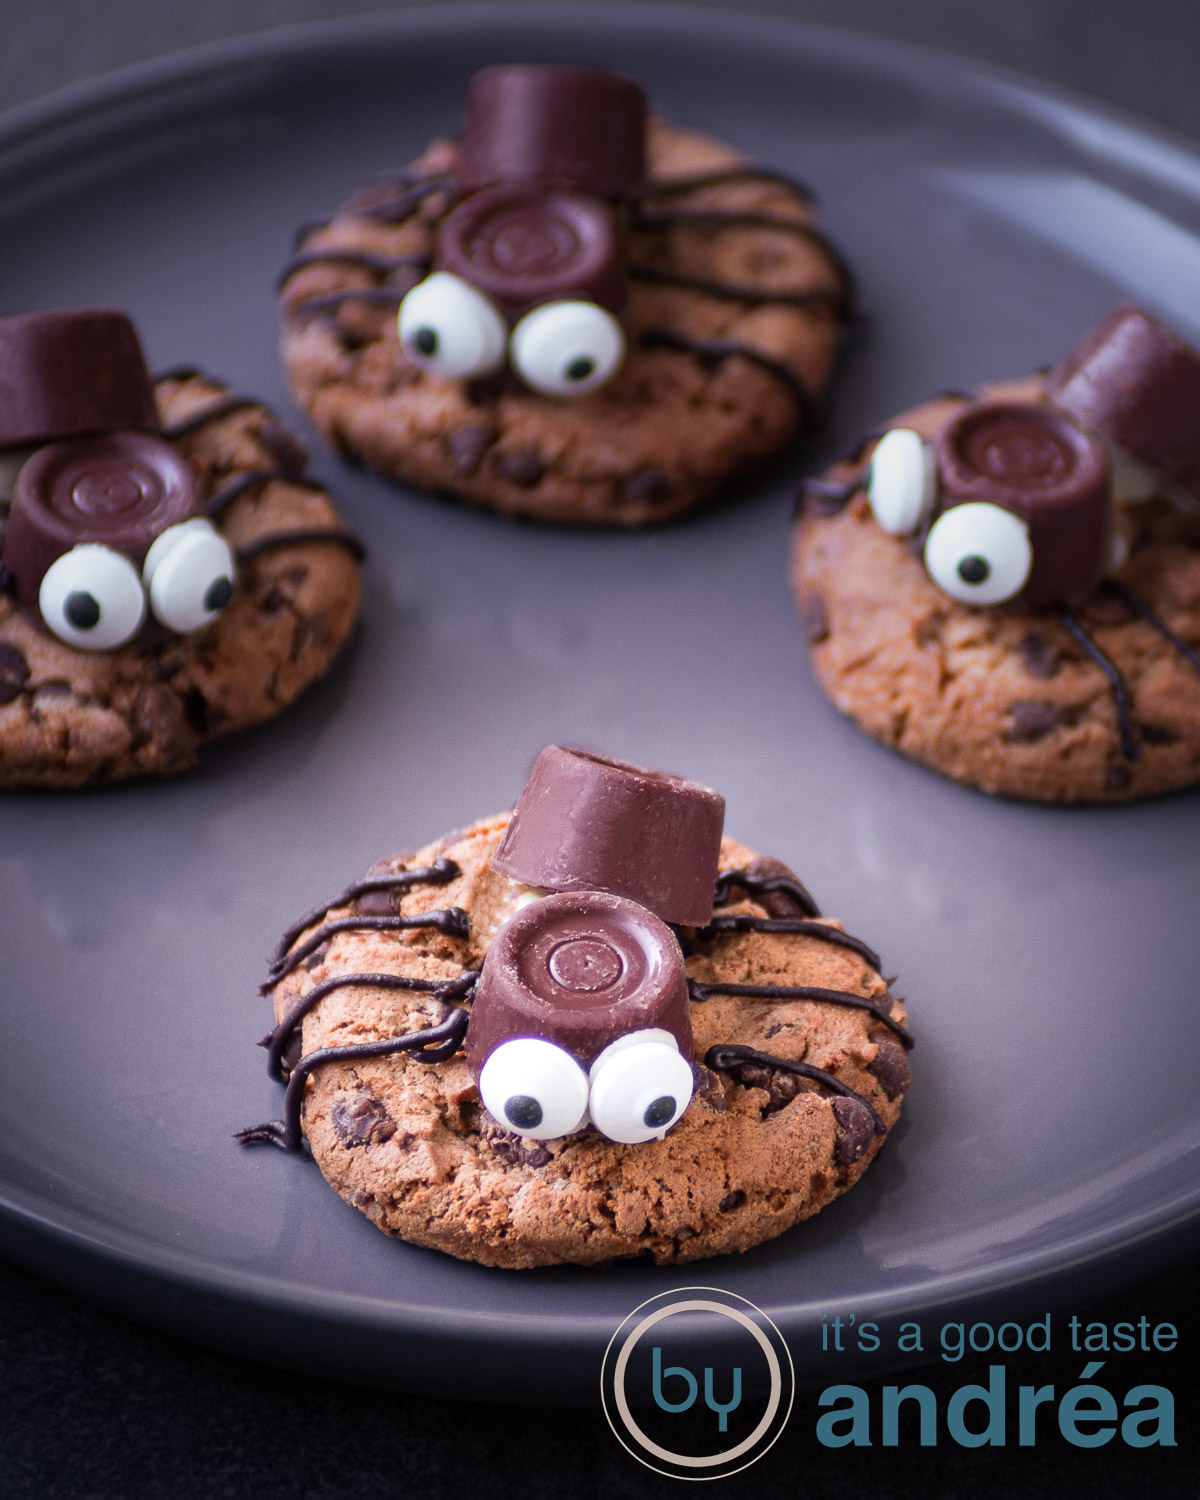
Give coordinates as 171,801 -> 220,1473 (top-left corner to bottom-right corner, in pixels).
279,68 -> 850,527
244,812 -> 910,1271
793,377 -> 1200,803
0,368 -> 362,788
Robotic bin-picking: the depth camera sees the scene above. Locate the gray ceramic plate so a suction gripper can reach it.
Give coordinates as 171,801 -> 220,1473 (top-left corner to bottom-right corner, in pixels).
1,4 -> 1198,1405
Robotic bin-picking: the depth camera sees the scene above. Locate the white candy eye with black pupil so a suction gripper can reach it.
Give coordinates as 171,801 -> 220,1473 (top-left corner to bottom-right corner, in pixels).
142,518 -> 236,634
38,544 -> 146,650
923,501 -> 1032,605
508,301 -> 625,398
867,428 -> 937,535
587,1029 -> 694,1145
397,272 -> 507,380
478,1037 -> 589,1141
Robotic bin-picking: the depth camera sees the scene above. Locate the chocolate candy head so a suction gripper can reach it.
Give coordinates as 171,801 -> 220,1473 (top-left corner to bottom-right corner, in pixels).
492,746 -> 725,927
926,401 -> 1111,609
0,309 -> 157,449
466,890 -> 695,1144
456,65 -> 647,198
436,183 -> 624,317
1047,305 -> 1200,503
1,431 -> 234,650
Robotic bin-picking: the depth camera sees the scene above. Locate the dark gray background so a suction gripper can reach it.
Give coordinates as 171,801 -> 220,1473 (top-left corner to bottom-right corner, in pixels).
1,2 -> 1197,1495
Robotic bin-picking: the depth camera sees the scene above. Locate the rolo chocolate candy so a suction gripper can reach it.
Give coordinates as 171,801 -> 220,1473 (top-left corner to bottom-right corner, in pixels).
0,309 -> 158,450
3,431 -> 200,606
1047,304 -> 1200,503
933,400 -> 1111,608
455,64 -> 646,198
492,745 -> 725,927
436,183 -> 624,316
464,889 -> 692,1073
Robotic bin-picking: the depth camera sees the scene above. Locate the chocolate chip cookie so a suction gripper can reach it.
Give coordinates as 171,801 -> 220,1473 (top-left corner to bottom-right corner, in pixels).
792,306 -> 1200,802
240,748 -> 910,1269
279,65 -> 850,526
0,309 -> 362,788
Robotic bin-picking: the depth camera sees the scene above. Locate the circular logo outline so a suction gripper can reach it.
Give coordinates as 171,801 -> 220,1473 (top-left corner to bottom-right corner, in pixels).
600,1286 -> 795,1481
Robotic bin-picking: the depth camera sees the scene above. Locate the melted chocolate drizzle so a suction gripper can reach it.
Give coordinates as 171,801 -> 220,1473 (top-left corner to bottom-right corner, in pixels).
292,287 -> 413,319
636,165 -> 816,203
235,528 -> 366,566
345,174 -> 453,224
689,978 -> 912,1046
627,262 -> 847,317
205,468 -> 326,519
1059,607 -> 1140,760
237,1007 -> 471,1151
640,328 -> 814,416
631,207 -> 854,298
1105,579 -> 1200,676
151,364 -> 205,383
713,867 -> 821,918
706,1043 -> 886,1133
161,395 -> 263,440
797,473 -> 862,520
278,249 -> 431,290
264,907 -> 469,989
261,968 -> 479,1082
697,912 -> 881,972
271,858 -> 461,962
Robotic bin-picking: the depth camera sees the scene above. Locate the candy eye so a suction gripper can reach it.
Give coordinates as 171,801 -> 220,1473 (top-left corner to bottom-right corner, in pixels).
509,300 -> 625,397
142,519 -> 236,634
478,1037 -> 589,1140
38,544 -> 145,650
398,272 -> 507,380
587,1029 -> 694,1145
923,501 -> 1032,605
867,428 -> 936,535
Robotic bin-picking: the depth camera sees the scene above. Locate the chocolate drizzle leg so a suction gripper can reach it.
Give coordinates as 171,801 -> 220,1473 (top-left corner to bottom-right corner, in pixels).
293,288 -> 411,319
1059,607 -> 1140,760
639,329 -> 814,417
713,867 -> 821,918
204,469 -> 327,519
263,907 -> 469,989
278,250 -> 431,290
706,1043 -> 886,1133
626,263 -> 848,319
636,165 -> 816,202
271,858 -> 461,962
696,912 -> 881,972
235,529 -> 367,566
262,968 -> 480,1081
688,978 -> 912,1046
631,207 -> 854,299
161,395 -> 265,439
798,475 -> 861,517
1104,579 -> 1200,676
237,1008 -> 470,1151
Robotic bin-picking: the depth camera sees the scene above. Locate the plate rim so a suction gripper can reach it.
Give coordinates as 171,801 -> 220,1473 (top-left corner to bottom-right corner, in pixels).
2,0 -> 1199,1394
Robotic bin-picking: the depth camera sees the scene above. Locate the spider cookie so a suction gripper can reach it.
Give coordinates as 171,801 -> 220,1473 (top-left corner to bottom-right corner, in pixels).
792,305 -> 1200,802
0,308 -> 363,788
240,746 -> 911,1269
279,64 -> 851,525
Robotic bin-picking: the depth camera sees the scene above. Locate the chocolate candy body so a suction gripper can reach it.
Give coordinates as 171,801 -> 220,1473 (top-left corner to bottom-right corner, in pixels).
436,184 -> 624,316
1047,304 -> 1200,502
0,309 -> 157,450
3,431 -> 200,607
464,890 -> 692,1074
492,745 -> 725,927
934,401 -> 1111,609
455,65 -> 646,198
